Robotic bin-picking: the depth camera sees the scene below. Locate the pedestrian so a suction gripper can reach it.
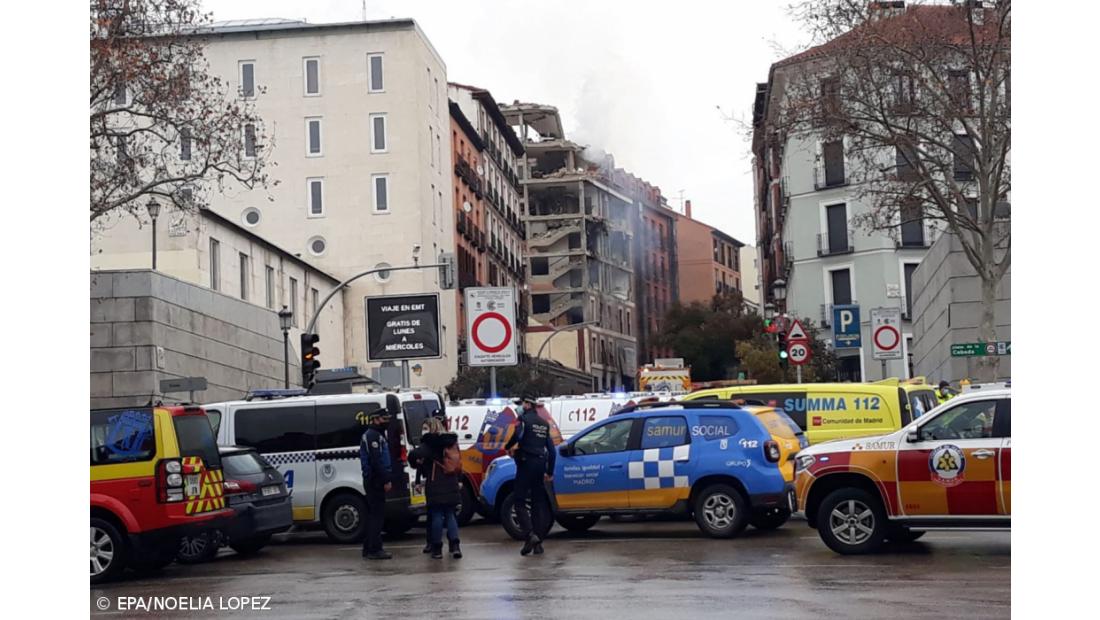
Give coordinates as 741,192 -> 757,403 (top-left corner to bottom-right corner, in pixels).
504,392 -> 556,556
409,416 -> 463,559
936,380 -> 957,405
359,410 -> 393,560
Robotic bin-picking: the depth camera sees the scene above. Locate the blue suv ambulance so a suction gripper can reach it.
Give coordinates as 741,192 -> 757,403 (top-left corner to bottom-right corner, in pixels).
480,402 -> 802,539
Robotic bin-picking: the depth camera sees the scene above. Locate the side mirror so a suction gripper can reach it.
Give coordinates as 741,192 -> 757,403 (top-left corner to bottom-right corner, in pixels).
905,430 -> 920,443
559,445 -> 573,457
385,394 -> 401,417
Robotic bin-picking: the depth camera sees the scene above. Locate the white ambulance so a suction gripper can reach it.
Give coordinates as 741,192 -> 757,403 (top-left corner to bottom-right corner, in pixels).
204,388 -> 444,543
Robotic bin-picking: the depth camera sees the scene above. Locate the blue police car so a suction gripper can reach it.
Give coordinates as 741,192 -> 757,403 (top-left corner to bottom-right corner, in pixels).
479,402 -> 800,539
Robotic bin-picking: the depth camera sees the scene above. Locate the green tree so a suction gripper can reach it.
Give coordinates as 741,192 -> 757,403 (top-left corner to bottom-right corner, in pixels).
445,362 -> 556,400
657,291 -> 761,382
736,319 -> 839,384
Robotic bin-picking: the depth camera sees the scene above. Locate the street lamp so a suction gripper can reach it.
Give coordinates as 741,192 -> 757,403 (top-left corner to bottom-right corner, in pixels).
772,278 -> 787,312
146,197 -> 161,270
278,305 -> 293,388
764,303 -> 776,321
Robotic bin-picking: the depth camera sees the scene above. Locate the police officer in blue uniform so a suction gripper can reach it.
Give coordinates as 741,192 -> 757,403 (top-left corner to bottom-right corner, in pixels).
505,393 -> 556,556
359,410 -> 393,560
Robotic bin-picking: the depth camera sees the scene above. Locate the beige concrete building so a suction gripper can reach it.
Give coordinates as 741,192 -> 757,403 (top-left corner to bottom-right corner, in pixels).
184,18 -> 456,389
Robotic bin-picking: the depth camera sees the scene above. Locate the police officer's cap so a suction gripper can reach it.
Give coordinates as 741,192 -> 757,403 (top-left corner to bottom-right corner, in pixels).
368,410 -> 392,422
521,391 -> 539,404
938,380 -> 950,389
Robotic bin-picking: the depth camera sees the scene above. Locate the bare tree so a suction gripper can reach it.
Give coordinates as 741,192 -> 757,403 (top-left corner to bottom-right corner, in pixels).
90,0 -> 273,223
775,0 -> 1009,379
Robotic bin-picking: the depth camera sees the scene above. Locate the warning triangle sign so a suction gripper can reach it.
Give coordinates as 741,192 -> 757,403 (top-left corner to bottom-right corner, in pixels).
786,319 -> 809,341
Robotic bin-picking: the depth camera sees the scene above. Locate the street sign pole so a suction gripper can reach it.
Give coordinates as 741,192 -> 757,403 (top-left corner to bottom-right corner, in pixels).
796,365 -> 802,384
490,366 -> 497,397
402,360 -> 410,388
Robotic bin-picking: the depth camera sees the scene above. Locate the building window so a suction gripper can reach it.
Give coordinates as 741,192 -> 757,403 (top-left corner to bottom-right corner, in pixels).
303,57 -> 320,96
306,117 -> 322,156
429,126 -> 435,168
820,76 -> 840,118
822,139 -> 846,187
265,265 -> 274,309
900,200 -> 925,247
244,123 -> 257,158
426,68 -> 433,109
113,82 -> 128,105
824,203 -> 850,255
903,263 -> 919,318
368,54 -> 384,92
239,253 -> 249,301
372,174 -> 389,212
239,61 -> 255,98
830,268 -> 852,306
289,277 -> 299,327
180,127 -> 191,161
370,113 -> 387,153
307,178 -> 324,217
952,134 -> 975,181
948,69 -> 971,113
209,238 -> 220,291
896,143 -> 920,181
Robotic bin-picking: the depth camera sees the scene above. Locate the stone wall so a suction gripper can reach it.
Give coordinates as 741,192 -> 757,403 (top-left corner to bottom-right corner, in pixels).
91,270 -> 300,408
910,231 -> 1011,383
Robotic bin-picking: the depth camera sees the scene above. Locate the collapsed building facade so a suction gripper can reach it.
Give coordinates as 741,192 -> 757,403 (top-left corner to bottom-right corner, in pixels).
502,103 -> 637,390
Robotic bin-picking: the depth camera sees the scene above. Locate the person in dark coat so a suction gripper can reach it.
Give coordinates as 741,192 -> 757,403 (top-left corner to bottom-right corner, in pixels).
409,416 -> 463,559
359,410 -> 393,560
505,392 -> 556,556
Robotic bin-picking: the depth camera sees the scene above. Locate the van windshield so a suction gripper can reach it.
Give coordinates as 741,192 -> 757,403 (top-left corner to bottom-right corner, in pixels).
174,413 -> 222,469
402,399 -> 439,446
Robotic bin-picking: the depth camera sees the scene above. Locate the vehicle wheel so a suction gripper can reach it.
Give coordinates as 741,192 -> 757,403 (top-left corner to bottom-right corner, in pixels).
91,518 -> 128,584
886,526 -> 925,543
229,534 -> 271,556
816,488 -> 888,555
693,484 -> 749,538
500,492 -> 553,541
177,532 -> 220,564
322,493 -> 367,543
456,483 -> 477,526
750,508 -> 791,531
383,518 -> 416,536
555,514 -> 600,532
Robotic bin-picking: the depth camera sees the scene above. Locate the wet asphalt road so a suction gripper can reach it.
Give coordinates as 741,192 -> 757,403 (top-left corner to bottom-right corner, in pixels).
91,516 -> 1010,619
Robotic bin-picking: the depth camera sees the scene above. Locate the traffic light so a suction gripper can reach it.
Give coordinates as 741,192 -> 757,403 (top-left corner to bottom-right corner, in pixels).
300,333 -> 320,390
777,333 -> 789,366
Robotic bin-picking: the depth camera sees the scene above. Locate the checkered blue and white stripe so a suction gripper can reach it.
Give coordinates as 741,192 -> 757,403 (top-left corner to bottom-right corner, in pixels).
262,451 -> 317,466
628,445 -> 690,489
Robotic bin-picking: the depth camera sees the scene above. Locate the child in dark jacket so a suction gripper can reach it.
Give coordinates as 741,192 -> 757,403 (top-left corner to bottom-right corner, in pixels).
409,417 -> 463,559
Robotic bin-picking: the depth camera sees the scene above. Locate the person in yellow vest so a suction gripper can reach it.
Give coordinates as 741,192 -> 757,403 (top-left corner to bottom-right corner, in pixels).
936,380 -> 957,404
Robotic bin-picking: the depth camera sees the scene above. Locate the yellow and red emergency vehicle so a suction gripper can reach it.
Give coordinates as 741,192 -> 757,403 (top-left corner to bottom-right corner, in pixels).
794,387 -> 1010,554
91,405 -> 233,583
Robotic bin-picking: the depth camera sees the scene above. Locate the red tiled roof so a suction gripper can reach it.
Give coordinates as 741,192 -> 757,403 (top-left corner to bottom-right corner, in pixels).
774,4 -> 1007,69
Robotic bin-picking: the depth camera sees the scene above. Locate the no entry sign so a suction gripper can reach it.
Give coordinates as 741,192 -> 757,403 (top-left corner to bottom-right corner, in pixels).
870,307 -> 903,361
465,287 -> 518,366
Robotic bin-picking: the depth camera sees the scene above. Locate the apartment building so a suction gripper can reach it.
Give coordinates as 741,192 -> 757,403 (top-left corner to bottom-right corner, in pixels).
188,18 -> 457,389
740,245 -> 762,313
673,201 -> 744,305
616,171 -> 678,365
502,102 -> 638,390
448,84 -> 527,359
751,9 -> 950,381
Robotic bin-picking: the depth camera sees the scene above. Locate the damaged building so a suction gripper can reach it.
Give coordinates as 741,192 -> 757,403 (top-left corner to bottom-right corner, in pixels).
501,102 -> 637,390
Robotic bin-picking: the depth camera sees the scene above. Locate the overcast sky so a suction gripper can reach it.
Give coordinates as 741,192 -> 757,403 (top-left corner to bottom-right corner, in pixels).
203,0 -> 809,244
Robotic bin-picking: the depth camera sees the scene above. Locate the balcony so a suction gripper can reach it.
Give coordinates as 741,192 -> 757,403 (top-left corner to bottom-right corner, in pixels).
782,241 -> 794,274
814,165 -> 849,190
457,212 -> 468,235
817,231 -> 854,256
779,177 -> 790,216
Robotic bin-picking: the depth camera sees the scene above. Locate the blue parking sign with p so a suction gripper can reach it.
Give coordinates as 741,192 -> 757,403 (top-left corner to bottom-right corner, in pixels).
832,305 -> 861,349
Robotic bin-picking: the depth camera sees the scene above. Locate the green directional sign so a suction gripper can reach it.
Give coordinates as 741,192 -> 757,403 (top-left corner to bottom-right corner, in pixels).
951,341 -> 1011,357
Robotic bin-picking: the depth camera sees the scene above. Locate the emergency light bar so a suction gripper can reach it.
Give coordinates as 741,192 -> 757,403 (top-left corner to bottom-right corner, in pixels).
244,388 -> 308,401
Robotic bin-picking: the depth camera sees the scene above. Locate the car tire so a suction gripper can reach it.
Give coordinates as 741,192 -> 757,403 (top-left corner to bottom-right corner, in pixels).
693,484 -> 749,538
322,492 -> 367,544
816,488 -> 888,555
886,526 -> 925,543
91,518 -> 128,584
456,483 -> 477,526
177,532 -> 220,564
555,514 -> 600,532
383,518 -> 416,536
500,492 -> 553,541
229,534 -> 271,556
750,508 -> 792,531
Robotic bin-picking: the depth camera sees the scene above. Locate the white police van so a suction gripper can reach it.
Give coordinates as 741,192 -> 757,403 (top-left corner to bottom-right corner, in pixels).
204,388 -> 444,543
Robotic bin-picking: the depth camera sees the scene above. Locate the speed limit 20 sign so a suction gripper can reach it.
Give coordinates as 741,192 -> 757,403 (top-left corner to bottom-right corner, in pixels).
465,287 -> 518,367
787,340 -> 811,366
